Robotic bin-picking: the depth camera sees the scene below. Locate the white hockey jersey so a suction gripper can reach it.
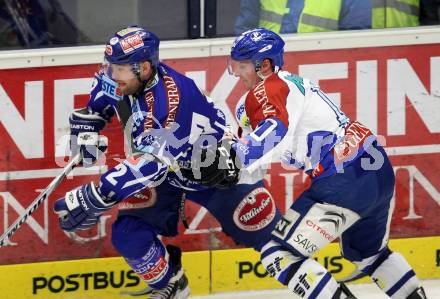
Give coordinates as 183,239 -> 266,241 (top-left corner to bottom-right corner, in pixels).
235,70 -> 374,183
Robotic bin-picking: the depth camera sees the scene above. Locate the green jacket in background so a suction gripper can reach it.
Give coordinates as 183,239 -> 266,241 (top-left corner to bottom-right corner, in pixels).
255,0 -> 419,34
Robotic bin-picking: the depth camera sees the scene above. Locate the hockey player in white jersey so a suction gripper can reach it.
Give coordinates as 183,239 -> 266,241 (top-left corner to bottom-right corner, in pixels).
182,28 -> 428,299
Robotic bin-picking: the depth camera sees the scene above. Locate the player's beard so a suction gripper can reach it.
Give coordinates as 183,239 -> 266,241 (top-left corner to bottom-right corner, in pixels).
120,78 -> 143,95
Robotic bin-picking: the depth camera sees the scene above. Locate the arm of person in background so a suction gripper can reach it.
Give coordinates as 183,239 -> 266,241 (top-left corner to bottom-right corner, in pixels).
234,0 -> 261,35
339,0 -> 372,30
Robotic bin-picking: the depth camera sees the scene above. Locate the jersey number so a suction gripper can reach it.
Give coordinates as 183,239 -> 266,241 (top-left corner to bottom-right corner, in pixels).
188,112 -> 217,144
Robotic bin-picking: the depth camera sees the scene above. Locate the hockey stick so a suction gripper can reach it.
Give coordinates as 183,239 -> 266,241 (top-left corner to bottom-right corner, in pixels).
0,153 -> 82,247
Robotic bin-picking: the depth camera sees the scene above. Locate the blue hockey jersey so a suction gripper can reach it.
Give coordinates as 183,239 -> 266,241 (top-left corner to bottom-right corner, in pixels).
87,63 -> 227,192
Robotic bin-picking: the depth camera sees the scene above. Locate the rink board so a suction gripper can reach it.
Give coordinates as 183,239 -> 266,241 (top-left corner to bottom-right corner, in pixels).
0,251 -> 210,299
211,236 -> 440,292
1,28 -> 440,266
1,236 -> 439,298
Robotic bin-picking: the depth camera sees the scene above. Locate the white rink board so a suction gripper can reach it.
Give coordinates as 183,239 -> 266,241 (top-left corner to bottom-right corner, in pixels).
1,26 -> 440,69
191,280 -> 440,299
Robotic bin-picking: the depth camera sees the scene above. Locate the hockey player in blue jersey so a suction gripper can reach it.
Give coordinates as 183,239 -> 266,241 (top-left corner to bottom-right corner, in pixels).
53,26 -> 290,299
182,28 -> 428,299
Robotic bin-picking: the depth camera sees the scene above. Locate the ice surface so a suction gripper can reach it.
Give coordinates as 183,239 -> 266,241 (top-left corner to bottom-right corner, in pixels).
191,280 -> 440,299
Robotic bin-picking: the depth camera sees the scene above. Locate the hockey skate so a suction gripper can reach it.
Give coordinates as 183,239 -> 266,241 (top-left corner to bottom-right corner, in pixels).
149,245 -> 190,299
407,287 -> 428,299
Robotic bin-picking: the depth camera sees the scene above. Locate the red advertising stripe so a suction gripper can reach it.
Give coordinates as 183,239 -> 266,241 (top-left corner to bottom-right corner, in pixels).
0,44 -> 439,264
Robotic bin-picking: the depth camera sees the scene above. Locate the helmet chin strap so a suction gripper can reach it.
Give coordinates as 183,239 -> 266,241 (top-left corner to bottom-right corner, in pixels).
132,61 -> 151,81
256,65 -> 279,80
130,62 -> 143,84
132,62 -> 157,94
256,70 -> 266,80
130,71 -> 146,96
137,67 -> 158,94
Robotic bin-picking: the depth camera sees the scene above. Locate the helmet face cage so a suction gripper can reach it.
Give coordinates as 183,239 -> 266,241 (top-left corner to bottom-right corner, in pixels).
101,58 -> 139,81
227,57 -> 255,77
230,28 -> 285,72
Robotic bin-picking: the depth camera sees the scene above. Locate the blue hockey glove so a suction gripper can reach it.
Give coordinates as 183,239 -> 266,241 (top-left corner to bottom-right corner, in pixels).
53,183 -> 114,231
70,108 -> 108,167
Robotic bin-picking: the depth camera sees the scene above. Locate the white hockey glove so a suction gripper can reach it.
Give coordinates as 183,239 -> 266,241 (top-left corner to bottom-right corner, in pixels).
69,108 -> 108,167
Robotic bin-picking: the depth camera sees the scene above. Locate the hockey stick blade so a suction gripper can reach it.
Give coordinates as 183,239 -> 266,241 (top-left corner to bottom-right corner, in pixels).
0,154 -> 82,247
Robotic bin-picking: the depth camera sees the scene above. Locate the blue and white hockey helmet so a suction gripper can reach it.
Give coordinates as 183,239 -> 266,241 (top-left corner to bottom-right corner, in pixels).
104,26 -> 160,66
101,26 -> 160,81
230,28 -> 285,72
